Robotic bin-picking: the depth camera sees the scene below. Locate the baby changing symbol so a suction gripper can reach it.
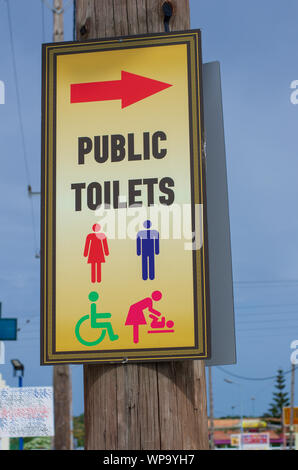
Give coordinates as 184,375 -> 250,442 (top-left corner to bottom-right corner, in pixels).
125,291 -> 175,344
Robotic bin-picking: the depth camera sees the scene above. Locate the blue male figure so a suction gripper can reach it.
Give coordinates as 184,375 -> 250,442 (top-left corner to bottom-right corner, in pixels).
136,220 -> 160,280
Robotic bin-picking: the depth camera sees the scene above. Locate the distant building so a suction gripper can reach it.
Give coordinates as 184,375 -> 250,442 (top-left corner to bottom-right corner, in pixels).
208,418 -> 283,449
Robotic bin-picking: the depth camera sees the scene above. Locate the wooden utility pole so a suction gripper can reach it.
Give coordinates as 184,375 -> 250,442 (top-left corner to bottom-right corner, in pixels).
52,0 -> 73,451
76,0 -> 209,450
53,365 -> 73,449
53,0 -> 64,42
208,367 -> 214,449
289,364 -> 296,450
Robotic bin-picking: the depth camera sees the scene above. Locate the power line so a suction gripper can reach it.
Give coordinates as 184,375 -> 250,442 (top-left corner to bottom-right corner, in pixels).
41,0 -> 45,43
234,280 -> 298,287
239,324 -> 298,332
217,365 -> 298,382
237,325 -> 298,334
236,310 -> 298,316
236,302 -> 298,310
236,311 -> 298,318
6,0 -> 39,257
73,0 -> 76,40
6,1 -> 31,184
235,280 -> 298,284
236,333 -> 298,339
236,318 -> 298,324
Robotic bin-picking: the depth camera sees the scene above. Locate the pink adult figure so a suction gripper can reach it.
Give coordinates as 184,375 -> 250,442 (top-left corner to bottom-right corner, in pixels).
83,224 -> 109,283
125,291 -> 162,344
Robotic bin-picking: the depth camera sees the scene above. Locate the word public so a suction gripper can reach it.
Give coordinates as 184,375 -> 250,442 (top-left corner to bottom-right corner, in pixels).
71,131 -> 175,211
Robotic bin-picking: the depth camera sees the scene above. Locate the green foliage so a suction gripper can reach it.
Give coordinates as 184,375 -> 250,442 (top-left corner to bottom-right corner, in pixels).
10,436 -> 51,450
267,369 -> 290,418
9,414 -> 85,450
73,414 -> 85,449
24,437 -> 51,450
9,438 -> 19,450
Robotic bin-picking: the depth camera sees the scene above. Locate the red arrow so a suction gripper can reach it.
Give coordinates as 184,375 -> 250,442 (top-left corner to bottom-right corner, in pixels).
70,71 -> 172,108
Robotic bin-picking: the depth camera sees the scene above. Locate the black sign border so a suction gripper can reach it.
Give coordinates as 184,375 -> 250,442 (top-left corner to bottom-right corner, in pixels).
41,30 -> 211,365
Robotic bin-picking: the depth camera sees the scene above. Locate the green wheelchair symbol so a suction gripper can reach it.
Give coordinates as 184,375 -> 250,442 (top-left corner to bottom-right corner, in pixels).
75,291 -> 119,347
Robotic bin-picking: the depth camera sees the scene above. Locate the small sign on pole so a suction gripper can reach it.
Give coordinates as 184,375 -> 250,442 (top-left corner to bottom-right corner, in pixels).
283,407 -> 298,426
0,303 -> 17,341
231,433 -> 270,450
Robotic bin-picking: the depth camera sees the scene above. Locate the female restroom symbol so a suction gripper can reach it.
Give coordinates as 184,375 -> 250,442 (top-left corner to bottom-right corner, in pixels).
83,224 -> 109,283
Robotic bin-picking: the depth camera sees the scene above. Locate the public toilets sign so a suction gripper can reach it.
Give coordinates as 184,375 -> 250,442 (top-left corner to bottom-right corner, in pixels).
41,30 -> 210,365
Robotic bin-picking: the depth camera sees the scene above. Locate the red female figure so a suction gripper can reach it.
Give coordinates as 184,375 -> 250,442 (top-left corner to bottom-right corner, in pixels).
84,224 -> 109,283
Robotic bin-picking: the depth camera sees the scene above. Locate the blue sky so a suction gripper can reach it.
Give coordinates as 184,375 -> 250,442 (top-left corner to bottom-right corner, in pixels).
0,0 -> 297,418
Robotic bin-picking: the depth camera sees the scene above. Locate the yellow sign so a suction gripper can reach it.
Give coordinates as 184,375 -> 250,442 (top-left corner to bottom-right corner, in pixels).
242,419 -> 267,428
283,407 -> 298,426
41,30 -> 210,364
230,434 -> 240,447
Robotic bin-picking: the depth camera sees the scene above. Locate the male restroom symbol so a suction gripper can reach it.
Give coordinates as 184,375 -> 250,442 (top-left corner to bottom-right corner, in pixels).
136,220 -> 159,280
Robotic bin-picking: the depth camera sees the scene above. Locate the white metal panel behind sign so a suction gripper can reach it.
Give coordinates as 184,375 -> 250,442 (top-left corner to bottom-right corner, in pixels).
0,386 -> 54,437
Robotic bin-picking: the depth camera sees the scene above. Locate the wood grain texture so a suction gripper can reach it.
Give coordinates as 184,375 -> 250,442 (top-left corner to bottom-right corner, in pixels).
53,0 -> 64,42
53,6 -> 73,450
53,365 -> 73,449
77,0 -> 209,450
76,0 -> 190,39
84,361 -> 208,450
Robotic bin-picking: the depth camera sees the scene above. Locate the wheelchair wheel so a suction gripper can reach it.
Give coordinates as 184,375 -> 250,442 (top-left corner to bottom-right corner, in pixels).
75,314 -> 106,346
